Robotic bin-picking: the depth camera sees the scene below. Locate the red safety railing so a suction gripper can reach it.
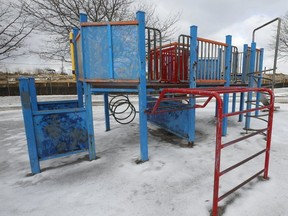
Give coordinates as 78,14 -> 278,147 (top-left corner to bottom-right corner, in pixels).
148,87 -> 274,216
148,42 -> 189,83
147,36 -> 230,85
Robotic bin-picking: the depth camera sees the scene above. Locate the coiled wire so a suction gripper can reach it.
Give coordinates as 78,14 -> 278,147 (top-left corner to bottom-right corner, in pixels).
109,95 -> 137,125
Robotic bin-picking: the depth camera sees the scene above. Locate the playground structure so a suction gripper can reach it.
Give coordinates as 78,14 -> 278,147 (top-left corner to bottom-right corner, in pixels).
19,11 -> 278,216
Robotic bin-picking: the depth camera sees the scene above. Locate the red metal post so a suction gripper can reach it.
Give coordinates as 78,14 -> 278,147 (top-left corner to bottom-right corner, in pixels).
264,89 -> 274,179
212,94 -> 223,216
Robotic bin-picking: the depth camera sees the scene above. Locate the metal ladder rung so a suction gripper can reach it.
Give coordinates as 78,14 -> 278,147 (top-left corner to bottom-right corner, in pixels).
243,127 -> 268,136
245,114 -> 269,118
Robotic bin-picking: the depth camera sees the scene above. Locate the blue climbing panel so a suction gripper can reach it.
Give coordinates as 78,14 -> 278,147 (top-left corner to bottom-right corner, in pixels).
77,25 -> 140,80
19,77 -> 95,174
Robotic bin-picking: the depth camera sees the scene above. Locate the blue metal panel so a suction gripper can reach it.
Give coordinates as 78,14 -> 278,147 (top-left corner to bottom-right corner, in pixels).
82,26 -> 110,79
80,24 -> 140,80
91,88 -> 139,93
34,108 -> 85,116
19,77 -> 95,173
137,11 -> 148,161
33,111 -> 88,160
197,59 -> 220,80
37,100 -> 79,110
147,101 -> 190,139
112,25 -> 140,79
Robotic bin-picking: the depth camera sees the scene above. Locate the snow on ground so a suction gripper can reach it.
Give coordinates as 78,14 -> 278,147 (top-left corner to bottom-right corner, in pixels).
0,89 -> 288,216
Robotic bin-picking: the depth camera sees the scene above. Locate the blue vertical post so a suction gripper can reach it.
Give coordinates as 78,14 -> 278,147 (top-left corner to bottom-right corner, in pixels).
222,35 -> 232,136
217,48 -> 222,80
232,93 -> 236,113
73,27 -> 84,108
80,13 -> 96,160
107,24 -> 114,79
19,77 -> 41,174
255,48 -> 264,116
241,44 -> 249,84
137,11 -> 148,161
28,78 -> 38,111
214,48 -> 222,117
104,93 -> 111,131
188,25 -> 198,144
238,44 -> 248,122
245,42 -> 256,130
238,92 -> 245,122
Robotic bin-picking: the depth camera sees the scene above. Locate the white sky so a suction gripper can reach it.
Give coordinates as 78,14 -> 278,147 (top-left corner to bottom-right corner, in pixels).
1,0 -> 288,73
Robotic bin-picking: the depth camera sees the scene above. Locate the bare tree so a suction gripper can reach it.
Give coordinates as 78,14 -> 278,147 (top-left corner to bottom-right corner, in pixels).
20,0 -> 180,62
133,2 -> 180,41
278,12 -> 288,61
0,1 -> 36,62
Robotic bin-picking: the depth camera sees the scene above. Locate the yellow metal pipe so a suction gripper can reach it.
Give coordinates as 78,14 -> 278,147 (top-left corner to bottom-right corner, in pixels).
69,31 -> 76,80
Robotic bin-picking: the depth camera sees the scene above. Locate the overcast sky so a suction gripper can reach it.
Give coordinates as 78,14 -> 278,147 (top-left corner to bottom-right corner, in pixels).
2,0 -> 288,73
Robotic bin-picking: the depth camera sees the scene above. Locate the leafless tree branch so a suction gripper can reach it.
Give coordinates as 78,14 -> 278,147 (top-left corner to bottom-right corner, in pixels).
270,11 -> 288,62
19,0 -> 180,62
0,1 -> 37,62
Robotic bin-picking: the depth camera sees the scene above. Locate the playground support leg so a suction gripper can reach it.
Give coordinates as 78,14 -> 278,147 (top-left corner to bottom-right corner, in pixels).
222,35 -> 232,136
84,83 -> 96,160
232,93 -> 236,113
255,48 -> 264,117
264,96 -> 274,179
19,78 -> 41,174
245,42 -> 256,130
188,99 -> 196,145
137,11 -> 148,161
188,25 -> 198,144
238,92 -> 245,122
212,96 -> 223,216
104,93 -> 111,131
138,91 -> 148,161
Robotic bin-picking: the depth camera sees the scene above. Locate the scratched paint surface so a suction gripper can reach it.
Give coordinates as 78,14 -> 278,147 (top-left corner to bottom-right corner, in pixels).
112,25 -> 140,79
37,101 -> 78,110
82,25 -> 139,80
147,100 -> 190,138
197,58 -> 221,80
33,111 -> 88,159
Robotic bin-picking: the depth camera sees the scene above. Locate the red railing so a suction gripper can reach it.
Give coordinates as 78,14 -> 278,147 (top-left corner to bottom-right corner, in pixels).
148,87 -> 274,216
148,42 -> 189,83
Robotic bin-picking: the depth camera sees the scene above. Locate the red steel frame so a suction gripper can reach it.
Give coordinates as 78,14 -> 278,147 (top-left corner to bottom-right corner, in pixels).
149,87 -> 274,216
148,42 -> 189,83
